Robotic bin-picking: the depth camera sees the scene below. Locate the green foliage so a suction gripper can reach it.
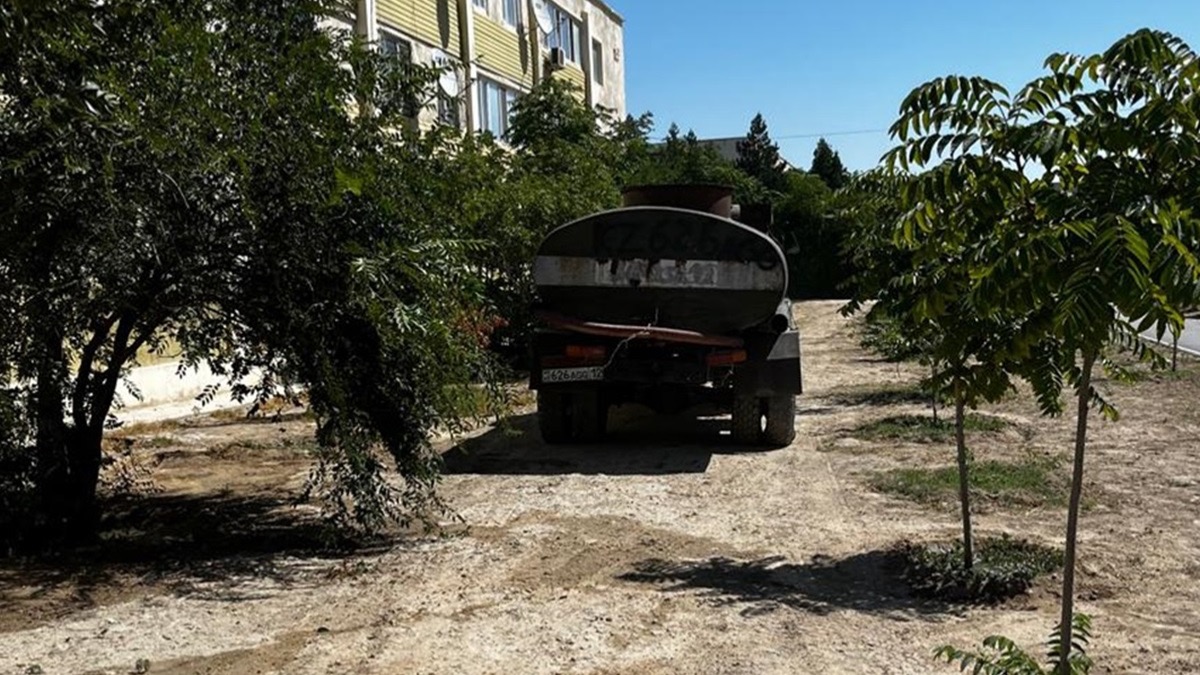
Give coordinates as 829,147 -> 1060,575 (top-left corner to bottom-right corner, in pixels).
505,77 -> 598,148
457,79 -> 642,363
735,113 -> 788,192
852,413 -> 1009,443
774,171 -> 851,298
870,457 -> 1068,508
0,0 -> 498,540
900,535 -> 1063,603
809,137 -> 848,190
935,615 -> 1095,675
879,29 -> 1200,665
629,123 -> 768,204
857,310 -> 931,363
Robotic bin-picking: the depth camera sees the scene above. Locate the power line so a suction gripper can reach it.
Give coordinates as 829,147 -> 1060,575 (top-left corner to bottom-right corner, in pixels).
774,128 -> 891,140
651,127 -> 890,142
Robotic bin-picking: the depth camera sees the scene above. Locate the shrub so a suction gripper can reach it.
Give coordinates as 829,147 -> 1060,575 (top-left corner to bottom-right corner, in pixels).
899,535 -> 1062,603
935,614 -> 1095,674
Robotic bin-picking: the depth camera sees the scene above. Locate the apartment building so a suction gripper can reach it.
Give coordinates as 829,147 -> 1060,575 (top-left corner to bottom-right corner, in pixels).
335,0 -> 625,135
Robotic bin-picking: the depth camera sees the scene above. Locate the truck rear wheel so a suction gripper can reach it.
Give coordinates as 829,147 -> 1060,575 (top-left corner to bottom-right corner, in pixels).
538,389 -> 607,444
732,394 -> 796,447
763,395 -> 797,446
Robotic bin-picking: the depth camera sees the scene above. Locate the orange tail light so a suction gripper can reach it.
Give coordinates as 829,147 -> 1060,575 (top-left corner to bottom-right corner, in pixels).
706,350 -> 748,367
565,345 -> 607,361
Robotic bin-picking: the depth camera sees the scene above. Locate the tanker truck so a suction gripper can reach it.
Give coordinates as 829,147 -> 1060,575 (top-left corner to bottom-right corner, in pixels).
529,184 -> 802,446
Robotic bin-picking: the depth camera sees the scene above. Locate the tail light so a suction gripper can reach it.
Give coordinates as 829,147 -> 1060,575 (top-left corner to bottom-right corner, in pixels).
706,350 -> 748,367
565,345 -> 606,362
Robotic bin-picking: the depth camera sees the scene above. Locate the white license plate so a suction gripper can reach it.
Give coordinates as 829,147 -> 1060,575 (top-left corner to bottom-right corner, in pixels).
543,367 -> 605,383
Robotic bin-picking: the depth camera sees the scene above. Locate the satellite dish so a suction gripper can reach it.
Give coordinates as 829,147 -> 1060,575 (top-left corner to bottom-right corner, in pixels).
532,0 -> 554,34
432,49 -> 459,96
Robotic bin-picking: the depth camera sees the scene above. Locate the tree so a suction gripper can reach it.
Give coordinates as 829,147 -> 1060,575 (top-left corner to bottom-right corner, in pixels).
844,166 -> 1023,569
883,29 -> 1200,672
1,0 -> 498,543
736,113 -> 788,192
810,138 -> 848,190
631,123 -> 768,204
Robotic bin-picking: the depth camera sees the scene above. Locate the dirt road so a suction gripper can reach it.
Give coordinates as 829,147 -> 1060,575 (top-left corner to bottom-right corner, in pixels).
3,302 -> 1199,674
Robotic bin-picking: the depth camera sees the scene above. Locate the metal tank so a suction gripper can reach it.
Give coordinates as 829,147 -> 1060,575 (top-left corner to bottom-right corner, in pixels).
529,185 -> 802,447
533,185 -> 790,335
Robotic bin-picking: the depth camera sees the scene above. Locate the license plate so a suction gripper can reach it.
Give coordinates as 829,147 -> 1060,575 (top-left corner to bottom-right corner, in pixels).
542,367 -> 605,383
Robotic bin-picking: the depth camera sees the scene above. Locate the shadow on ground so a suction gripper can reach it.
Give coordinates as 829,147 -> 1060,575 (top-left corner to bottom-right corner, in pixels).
618,550 -> 952,619
0,489 -> 385,627
442,405 -> 783,477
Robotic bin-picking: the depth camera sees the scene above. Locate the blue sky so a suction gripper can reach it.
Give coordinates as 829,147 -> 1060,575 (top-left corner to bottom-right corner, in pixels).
612,0 -> 1200,172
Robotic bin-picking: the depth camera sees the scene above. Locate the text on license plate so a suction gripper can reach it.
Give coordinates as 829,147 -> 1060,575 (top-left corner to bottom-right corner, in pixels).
542,367 -> 605,383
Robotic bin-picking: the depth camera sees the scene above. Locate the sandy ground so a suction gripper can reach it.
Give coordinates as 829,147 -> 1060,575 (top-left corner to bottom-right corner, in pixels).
2,301 -> 1199,674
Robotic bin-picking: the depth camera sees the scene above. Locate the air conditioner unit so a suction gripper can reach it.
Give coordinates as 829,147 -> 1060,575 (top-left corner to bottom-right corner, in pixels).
547,47 -> 566,69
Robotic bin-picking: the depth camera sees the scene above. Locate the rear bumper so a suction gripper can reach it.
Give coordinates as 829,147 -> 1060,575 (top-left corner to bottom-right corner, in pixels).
530,329 -> 802,397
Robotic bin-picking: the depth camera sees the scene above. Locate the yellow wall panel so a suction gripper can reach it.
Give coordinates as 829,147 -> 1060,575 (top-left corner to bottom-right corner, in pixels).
553,63 -> 587,101
475,16 -> 530,86
377,0 -> 461,53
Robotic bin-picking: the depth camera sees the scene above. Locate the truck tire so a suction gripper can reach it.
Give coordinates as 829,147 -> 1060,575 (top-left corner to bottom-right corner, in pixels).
731,394 -> 764,445
762,395 -> 797,447
732,394 -> 796,446
538,389 -> 607,444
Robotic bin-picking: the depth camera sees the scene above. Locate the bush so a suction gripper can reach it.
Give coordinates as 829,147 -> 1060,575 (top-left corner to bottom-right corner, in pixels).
936,614 -> 1095,674
858,311 -> 929,362
899,535 -> 1062,603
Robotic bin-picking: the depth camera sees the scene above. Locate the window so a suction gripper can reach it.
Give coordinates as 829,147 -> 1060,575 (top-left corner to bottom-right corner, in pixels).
545,3 -> 580,63
591,39 -> 604,85
380,32 -> 412,61
473,0 -> 488,10
379,32 -> 419,118
502,0 -> 520,27
476,77 -> 518,137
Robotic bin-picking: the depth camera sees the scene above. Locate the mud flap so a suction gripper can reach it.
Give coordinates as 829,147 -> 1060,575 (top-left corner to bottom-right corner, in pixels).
734,330 -> 802,398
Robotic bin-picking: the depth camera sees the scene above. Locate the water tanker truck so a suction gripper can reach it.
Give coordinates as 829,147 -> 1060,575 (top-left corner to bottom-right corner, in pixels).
529,184 -> 802,446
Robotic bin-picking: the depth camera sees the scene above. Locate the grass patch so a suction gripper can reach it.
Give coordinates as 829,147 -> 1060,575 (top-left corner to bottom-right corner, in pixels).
898,534 -> 1062,603
824,383 -> 933,407
852,413 -> 1011,443
870,457 -> 1067,508
110,418 -> 183,438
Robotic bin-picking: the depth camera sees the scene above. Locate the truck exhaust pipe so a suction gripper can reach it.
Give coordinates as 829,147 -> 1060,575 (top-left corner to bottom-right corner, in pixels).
770,300 -> 793,334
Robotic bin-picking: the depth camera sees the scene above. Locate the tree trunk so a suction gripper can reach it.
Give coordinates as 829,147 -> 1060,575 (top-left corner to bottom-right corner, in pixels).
930,363 -> 940,424
34,338 -> 69,534
954,391 -> 973,570
1172,332 -> 1179,372
33,319 -> 117,544
1058,349 -> 1096,675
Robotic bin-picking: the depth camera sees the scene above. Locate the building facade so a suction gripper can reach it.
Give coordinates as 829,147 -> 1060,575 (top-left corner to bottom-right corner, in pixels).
337,0 -> 625,135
